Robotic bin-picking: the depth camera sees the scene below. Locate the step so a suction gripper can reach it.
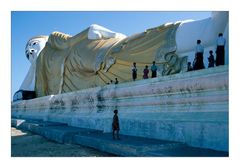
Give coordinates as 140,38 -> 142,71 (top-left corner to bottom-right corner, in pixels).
11,118 -> 228,157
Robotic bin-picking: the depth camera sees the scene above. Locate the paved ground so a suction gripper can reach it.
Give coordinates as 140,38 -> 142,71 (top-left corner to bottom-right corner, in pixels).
11,127 -> 115,157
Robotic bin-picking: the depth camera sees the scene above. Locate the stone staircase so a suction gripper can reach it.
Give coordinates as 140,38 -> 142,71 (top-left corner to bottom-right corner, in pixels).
12,118 -> 228,157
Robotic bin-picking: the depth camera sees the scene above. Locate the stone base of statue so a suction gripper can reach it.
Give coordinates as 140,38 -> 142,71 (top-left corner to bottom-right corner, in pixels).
12,65 -> 228,152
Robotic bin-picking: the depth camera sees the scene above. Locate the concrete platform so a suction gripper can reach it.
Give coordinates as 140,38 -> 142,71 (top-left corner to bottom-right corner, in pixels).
12,66 -> 229,152
11,127 -> 114,157
11,118 -> 228,157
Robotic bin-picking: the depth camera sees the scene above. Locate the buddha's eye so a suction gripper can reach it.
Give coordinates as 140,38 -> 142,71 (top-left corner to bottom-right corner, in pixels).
33,42 -> 37,45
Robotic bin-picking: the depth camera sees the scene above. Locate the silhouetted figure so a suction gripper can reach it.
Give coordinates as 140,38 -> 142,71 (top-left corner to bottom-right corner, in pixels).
132,62 -> 137,81
115,78 -> 119,84
193,40 -> 205,70
187,62 -> 193,71
216,33 -> 226,66
110,80 -> 113,84
112,109 -> 120,140
143,65 -> 149,79
151,61 -> 157,78
208,50 -> 215,68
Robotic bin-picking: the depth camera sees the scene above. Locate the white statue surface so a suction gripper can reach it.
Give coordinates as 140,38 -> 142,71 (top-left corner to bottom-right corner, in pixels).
20,36 -> 48,91
15,11 -> 228,99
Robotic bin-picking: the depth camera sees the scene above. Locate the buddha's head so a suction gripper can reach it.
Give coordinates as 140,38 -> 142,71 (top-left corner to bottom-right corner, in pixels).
25,36 -> 48,64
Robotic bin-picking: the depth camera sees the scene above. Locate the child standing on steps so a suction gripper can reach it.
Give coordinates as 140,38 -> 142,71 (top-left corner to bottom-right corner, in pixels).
112,109 -> 120,140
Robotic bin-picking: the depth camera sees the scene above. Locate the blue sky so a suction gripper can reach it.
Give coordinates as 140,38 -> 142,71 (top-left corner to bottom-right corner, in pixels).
11,11 -> 211,98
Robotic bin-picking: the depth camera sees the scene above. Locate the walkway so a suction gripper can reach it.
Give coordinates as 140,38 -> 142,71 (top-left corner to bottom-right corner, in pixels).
11,118 -> 228,157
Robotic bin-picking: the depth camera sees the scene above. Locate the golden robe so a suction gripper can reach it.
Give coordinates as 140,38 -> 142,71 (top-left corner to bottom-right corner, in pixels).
35,23 -> 183,97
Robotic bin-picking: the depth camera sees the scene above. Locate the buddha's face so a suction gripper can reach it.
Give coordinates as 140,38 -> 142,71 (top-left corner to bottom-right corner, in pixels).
25,36 -> 48,64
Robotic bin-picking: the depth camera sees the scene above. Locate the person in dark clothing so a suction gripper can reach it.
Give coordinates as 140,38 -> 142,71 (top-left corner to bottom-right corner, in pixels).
208,50 -> 215,68
112,109 -> 120,140
115,78 -> 119,84
143,65 -> 149,79
216,33 -> 226,66
132,62 -> 137,81
187,62 -> 193,71
193,40 -> 205,70
151,61 -> 157,78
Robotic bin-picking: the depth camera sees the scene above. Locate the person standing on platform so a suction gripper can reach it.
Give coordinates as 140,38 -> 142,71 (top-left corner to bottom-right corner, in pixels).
143,65 -> 149,79
193,40 -> 205,70
115,78 -> 119,84
112,109 -> 120,140
151,61 -> 157,78
187,62 -> 193,71
132,62 -> 137,81
216,33 -> 226,66
208,50 -> 215,68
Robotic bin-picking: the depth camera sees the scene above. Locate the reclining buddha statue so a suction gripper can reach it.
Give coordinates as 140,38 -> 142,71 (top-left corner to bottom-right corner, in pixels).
13,11 -> 228,100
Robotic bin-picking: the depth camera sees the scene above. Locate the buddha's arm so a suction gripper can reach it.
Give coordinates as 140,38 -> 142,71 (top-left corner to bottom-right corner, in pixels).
64,28 -> 89,47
